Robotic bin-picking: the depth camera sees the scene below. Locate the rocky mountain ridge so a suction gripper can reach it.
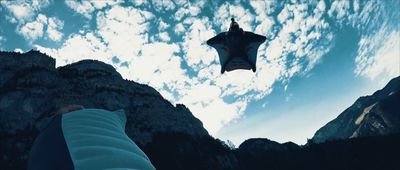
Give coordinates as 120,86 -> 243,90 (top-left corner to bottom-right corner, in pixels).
312,76 -> 400,143
238,138 -> 299,152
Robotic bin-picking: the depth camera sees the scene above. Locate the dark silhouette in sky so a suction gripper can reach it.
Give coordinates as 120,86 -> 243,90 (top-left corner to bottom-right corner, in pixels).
207,18 -> 266,74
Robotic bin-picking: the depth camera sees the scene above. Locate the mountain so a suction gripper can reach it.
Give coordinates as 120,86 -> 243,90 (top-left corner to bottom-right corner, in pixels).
0,50 -> 235,169
238,138 -> 299,152
1,50 -> 399,170
312,76 -> 400,143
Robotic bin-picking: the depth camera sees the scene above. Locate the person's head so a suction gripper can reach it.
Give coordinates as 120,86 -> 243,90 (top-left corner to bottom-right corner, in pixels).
230,18 -> 240,32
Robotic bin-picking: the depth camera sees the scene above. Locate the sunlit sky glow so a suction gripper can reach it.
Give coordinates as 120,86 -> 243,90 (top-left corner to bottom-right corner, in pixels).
0,0 -> 399,145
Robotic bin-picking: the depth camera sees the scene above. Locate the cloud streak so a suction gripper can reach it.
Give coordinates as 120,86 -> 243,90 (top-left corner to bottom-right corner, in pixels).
345,0 -> 400,81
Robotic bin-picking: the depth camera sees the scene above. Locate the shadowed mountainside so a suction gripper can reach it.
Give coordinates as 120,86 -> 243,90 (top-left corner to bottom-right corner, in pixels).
312,76 -> 400,143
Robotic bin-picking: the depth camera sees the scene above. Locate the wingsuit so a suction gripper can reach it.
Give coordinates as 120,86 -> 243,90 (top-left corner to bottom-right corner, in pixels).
28,108 -> 156,170
207,18 -> 266,73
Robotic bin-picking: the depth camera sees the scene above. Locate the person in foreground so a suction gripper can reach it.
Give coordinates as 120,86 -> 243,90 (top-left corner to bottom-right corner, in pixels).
28,105 -> 156,170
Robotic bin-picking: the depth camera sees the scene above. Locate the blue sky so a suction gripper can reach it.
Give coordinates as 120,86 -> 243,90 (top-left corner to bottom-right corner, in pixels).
0,0 -> 399,145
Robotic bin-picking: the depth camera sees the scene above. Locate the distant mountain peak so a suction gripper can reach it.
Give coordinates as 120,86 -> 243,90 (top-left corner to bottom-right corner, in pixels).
239,138 -> 300,152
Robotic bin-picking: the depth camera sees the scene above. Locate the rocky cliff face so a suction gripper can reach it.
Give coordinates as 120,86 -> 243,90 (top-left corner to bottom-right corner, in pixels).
0,50 -> 221,169
312,76 -> 400,143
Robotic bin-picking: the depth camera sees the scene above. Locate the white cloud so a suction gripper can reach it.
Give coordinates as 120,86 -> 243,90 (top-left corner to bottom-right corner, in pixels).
18,14 -> 46,41
173,0 -> 187,6
316,0 -> 326,12
47,17 -> 64,41
130,0 -> 148,7
250,0 -> 282,16
173,1 -> 202,21
158,32 -> 171,42
0,0 -> 49,23
180,83 -> 248,134
174,8 -> 188,21
14,48 -> 23,53
65,0 -> 120,19
174,23 -> 185,35
181,17 -> 217,70
347,0 -> 392,34
351,0 -> 400,81
277,5 -> 292,24
130,42 -> 187,97
0,36 -> 5,47
35,32 -> 110,67
355,30 -> 400,80
250,1 -> 270,23
91,0 -> 120,9
1,2 -> 34,22
32,0 -> 50,10
261,2 -> 333,77
158,19 -> 170,31
151,1 -> 176,12
17,14 -> 64,42
249,2 -> 276,39
214,3 -> 255,31
96,5 -> 154,62
65,1 -> 95,19
328,1 -> 350,20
